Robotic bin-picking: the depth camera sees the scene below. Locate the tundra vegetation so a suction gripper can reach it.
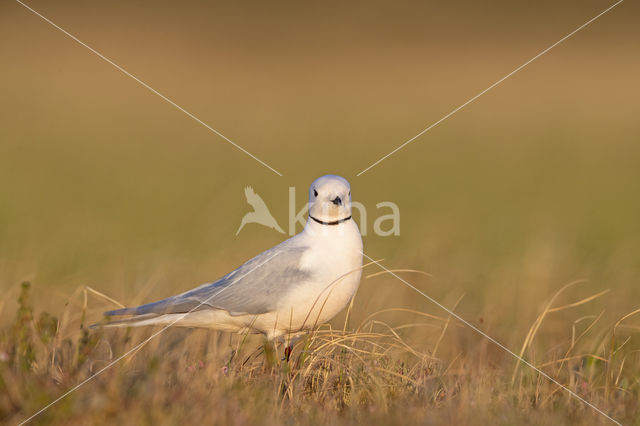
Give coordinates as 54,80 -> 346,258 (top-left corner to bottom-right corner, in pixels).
2,2 -> 639,424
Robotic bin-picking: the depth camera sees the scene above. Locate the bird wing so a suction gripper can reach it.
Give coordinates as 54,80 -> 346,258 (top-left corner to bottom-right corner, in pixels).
105,242 -> 311,318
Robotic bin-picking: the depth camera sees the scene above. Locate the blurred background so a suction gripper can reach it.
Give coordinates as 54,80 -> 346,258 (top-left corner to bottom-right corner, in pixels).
1,0 -> 639,355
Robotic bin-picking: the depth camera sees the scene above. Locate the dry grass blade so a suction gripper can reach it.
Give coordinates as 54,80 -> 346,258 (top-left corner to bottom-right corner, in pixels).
613,308 -> 640,330
433,293 -> 465,359
511,280 -> 607,383
555,312 -> 604,376
84,286 -> 126,308
357,308 -> 448,332
615,350 -> 640,386
365,269 -> 432,279
367,320 -> 431,360
547,289 -> 610,313
537,354 -> 607,368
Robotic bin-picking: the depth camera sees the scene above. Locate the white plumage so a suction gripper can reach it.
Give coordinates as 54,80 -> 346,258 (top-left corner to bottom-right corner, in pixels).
97,175 -> 363,339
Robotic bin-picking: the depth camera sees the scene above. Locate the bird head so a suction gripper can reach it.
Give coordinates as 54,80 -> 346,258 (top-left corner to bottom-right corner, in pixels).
308,175 -> 352,223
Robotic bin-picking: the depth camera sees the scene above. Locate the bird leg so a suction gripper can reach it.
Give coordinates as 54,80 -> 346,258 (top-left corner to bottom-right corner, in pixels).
279,334 -> 304,362
284,344 -> 293,362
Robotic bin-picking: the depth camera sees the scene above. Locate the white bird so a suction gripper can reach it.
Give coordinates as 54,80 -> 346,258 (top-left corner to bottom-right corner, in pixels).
98,175 -> 363,340
236,186 -> 285,235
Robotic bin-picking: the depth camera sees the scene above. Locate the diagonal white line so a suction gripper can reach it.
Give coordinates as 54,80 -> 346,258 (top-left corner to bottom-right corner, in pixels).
361,252 -> 621,425
18,250 -> 283,425
14,0 -> 283,177
356,0 -> 624,176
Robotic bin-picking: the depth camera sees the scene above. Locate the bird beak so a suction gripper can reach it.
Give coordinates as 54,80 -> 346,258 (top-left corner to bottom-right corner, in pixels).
331,196 -> 342,206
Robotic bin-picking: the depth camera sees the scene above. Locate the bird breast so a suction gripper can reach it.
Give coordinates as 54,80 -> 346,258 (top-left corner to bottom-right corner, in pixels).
280,221 -> 363,328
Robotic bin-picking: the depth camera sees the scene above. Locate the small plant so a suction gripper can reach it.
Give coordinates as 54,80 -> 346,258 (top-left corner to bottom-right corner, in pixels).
11,282 -> 36,373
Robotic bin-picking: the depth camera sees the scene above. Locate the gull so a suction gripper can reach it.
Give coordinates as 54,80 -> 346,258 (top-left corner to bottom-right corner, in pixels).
98,175 -> 363,340
236,186 -> 285,235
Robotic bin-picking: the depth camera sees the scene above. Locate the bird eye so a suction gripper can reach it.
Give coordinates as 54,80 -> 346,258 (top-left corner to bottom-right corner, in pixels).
313,189 -> 318,197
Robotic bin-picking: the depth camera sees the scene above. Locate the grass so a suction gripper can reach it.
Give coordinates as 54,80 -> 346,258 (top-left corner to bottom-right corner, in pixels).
2,1 -> 640,424
1,272 -> 639,425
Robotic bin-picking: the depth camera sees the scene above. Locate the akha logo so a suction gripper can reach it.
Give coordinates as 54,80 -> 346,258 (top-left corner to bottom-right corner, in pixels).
237,186 -> 400,237
236,187 -> 285,235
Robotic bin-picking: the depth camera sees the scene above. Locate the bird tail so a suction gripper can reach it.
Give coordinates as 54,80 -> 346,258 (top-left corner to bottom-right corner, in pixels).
104,307 -> 138,316
90,313 -> 195,329
90,313 -> 160,329
91,303 -> 179,328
